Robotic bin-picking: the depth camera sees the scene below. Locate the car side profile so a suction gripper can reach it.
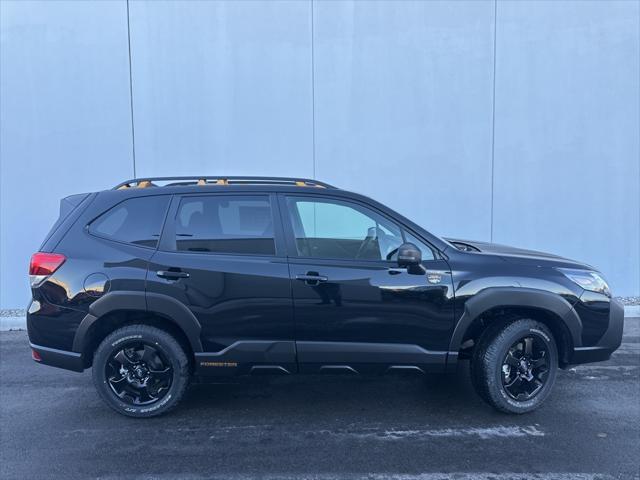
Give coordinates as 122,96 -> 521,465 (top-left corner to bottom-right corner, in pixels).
27,176 -> 624,417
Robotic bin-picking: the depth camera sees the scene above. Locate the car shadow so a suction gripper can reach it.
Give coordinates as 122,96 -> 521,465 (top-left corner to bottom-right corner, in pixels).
176,361 -> 495,421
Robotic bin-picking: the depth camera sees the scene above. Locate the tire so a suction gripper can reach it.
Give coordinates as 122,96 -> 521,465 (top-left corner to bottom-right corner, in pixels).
470,318 -> 558,414
92,325 -> 190,418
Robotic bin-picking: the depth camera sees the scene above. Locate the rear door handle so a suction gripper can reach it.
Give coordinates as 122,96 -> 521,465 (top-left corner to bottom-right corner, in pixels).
296,273 -> 328,285
157,270 -> 190,279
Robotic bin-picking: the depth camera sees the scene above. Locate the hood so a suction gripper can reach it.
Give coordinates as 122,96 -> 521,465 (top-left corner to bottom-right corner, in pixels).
444,238 -> 592,269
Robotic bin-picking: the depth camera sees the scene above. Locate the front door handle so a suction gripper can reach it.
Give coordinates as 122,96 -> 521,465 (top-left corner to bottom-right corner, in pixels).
296,273 -> 328,285
157,270 -> 190,279
388,267 -> 406,275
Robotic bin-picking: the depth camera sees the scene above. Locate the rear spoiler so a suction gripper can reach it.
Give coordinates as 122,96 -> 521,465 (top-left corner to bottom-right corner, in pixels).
39,193 -> 92,251
59,193 -> 91,218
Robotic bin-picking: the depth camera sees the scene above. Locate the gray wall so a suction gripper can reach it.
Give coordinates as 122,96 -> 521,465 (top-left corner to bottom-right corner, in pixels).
1,0 -> 639,309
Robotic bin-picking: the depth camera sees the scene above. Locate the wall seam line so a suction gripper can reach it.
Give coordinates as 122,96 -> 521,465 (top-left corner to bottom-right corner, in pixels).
126,0 -> 137,178
490,0 -> 498,242
310,0 -> 316,180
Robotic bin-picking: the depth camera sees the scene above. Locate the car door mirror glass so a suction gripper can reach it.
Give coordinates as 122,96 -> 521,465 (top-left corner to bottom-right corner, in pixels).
403,231 -> 435,261
397,242 -> 422,267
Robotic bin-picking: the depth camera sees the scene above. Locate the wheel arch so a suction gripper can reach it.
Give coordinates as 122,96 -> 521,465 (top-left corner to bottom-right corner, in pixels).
449,287 -> 582,367
73,291 -> 202,368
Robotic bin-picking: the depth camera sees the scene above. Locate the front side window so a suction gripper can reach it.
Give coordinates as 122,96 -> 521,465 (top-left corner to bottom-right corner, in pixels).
286,197 -> 403,260
174,195 -> 275,255
89,195 -> 170,248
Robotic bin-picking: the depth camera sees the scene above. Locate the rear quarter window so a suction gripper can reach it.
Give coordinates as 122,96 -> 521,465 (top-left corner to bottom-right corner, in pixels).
88,196 -> 170,248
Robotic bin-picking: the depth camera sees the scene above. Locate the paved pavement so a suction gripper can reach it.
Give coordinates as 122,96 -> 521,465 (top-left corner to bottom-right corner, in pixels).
1,320 -> 638,480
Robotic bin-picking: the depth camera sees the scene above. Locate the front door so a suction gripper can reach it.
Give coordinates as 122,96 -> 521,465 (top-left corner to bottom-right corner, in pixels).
147,192 -> 295,375
280,194 -> 454,374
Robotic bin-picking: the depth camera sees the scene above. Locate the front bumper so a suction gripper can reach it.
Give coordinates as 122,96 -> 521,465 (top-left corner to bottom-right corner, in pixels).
568,297 -> 624,365
30,343 -> 84,372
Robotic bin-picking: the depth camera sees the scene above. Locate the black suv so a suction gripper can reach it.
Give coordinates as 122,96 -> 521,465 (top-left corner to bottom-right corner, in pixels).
27,176 -> 624,417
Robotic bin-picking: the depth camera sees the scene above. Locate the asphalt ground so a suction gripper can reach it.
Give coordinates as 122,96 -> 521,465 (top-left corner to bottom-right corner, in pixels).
1,319 -> 638,480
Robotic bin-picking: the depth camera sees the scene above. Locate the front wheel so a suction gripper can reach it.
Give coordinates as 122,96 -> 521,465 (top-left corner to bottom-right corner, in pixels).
92,325 -> 190,418
471,318 -> 558,414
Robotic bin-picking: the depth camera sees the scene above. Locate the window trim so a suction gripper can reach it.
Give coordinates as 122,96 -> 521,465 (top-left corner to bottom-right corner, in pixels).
86,194 -> 172,250
158,192 -> 286,258
278,193 -> 438,263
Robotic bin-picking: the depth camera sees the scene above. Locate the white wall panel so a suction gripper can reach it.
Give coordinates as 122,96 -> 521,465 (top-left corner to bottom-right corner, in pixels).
0,0 -> 133,308
313,0 -> 495,241
129,0 -> 313,179
1,0 -> 638,308
492,1 -> 640,295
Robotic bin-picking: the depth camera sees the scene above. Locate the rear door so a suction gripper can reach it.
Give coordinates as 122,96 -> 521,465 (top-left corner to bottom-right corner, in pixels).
147,192 -> 296,375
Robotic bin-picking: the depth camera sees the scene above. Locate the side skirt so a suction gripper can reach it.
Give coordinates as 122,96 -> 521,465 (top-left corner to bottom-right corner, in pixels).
194,340 -> 450,376
296,341 -> 449,374
194,340 -> 297,376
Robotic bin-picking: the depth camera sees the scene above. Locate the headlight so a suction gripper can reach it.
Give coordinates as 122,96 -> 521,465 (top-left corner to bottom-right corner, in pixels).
557,268 -> 611,297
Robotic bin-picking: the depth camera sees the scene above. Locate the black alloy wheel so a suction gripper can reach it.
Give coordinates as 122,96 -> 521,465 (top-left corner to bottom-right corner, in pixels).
106,342 -> 173,406
501,335 -> 550,401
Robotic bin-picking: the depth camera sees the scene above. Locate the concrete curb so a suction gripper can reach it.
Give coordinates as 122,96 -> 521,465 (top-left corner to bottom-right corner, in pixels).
624,305 -> 640,317
1,316 -> 27,331
2,307 -> 639,332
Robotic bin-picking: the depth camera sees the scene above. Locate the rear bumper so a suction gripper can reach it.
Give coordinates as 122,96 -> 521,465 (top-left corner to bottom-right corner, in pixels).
30,343 -> 84,372
568,297 -> 624,365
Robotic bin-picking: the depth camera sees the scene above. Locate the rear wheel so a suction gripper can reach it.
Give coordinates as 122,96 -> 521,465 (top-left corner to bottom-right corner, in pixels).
470,318 -> 558,414
92,325 -> 190,418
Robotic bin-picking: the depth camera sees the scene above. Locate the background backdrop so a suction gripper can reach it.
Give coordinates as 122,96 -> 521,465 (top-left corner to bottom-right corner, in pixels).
1,0 -> 639,310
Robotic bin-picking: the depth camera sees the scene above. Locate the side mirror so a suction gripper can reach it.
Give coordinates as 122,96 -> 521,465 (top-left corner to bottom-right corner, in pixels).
397,242 -> 422,268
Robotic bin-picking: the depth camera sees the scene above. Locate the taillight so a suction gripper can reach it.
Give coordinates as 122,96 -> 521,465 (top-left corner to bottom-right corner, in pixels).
29,252 -> 66,287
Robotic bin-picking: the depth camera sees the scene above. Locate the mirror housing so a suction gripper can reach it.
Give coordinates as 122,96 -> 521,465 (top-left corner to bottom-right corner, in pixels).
397,242 -> 422,268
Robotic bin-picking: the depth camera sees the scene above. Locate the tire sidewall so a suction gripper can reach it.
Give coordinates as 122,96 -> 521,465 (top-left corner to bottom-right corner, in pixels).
93,328 -> 186,418
491,322 -> 558,413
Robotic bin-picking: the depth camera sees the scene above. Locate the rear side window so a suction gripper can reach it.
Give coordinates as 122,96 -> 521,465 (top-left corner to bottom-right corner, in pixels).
89,196 -> 170,248
173,195 -> 275,255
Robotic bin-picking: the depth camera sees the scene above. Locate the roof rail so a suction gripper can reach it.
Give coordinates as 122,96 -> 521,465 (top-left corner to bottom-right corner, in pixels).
113,176 -> 336,190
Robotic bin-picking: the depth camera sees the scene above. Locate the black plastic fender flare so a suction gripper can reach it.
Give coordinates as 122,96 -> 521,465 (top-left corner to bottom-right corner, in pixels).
448,287 -> 583,359
72,291 -> 203,354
